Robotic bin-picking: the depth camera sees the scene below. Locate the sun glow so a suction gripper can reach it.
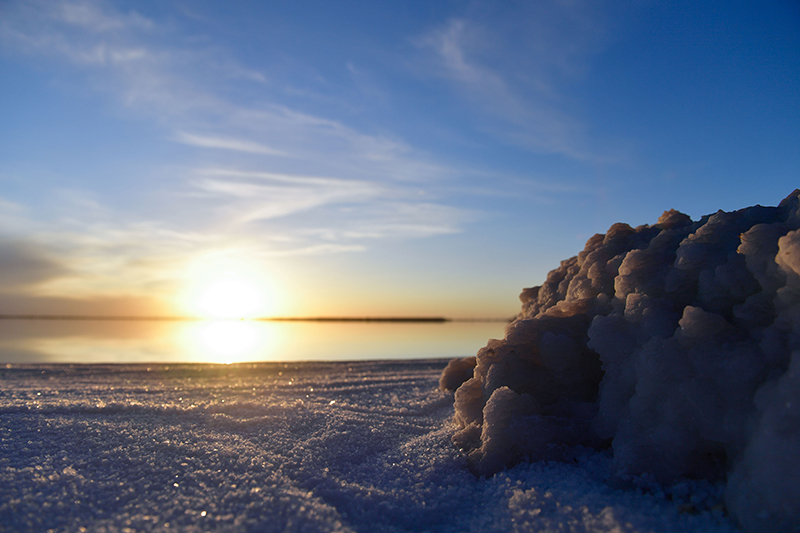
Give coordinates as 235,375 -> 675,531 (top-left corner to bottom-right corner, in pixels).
193,321 -> 259,363
197,278 -> 261,318
181,256 -> 279,319
179,320 -> 284,364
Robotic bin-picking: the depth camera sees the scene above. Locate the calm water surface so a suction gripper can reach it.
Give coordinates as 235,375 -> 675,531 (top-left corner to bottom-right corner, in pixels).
0,319 -> 509,364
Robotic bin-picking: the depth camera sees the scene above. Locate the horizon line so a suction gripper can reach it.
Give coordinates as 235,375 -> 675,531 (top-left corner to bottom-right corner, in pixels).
0,314 -> 513,323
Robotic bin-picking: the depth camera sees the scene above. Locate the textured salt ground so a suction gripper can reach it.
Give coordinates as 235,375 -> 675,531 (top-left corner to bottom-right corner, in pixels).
0,361 -> 739,532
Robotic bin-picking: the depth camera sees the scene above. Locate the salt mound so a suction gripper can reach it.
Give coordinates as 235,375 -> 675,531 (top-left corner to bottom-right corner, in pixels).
442,190 -> 800,533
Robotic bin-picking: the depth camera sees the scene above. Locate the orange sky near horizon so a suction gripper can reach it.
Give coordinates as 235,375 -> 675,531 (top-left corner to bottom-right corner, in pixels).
0,249 -> 523,320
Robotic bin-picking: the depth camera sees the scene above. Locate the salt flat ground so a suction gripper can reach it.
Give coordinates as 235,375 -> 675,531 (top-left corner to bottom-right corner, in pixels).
0,361 -> 739,532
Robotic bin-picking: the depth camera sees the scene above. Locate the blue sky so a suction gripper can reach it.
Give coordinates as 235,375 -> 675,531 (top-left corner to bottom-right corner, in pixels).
0,0 -> 798,318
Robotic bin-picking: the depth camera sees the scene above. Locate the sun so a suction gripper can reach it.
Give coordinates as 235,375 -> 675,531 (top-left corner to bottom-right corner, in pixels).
181,257 -> 277,319
196,277 -> 261,318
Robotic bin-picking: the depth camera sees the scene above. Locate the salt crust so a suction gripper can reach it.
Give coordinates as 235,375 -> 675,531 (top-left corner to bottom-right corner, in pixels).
441,190 -> 800,533
1,362 -> 737,532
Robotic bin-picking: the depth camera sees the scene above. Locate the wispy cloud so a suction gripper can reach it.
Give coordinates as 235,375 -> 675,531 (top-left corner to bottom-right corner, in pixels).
415,1 -> 606,159
262,243 -> 367,257
175,132 -> 287,156
199,168 -> 380,189
1,0 -> 152,64
191,168 -> 464,241
54,0 -> 153,32
0,0 -> 472,262
0,240 -> 70,289
193,176 -> 377,224
0,0 -> 447,180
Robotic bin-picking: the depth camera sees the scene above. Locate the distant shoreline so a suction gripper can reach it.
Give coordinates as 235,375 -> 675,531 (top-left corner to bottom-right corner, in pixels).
0,314 -> 513,323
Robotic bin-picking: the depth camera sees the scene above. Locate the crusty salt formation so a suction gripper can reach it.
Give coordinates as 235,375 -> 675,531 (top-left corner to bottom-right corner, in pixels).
442,190 -> 800,533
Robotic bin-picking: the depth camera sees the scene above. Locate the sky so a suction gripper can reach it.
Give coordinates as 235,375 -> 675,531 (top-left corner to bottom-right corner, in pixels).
0,0 -> 798,319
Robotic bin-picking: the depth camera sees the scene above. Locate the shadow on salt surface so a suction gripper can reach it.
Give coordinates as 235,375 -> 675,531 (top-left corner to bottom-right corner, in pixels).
0,361 -> 740,532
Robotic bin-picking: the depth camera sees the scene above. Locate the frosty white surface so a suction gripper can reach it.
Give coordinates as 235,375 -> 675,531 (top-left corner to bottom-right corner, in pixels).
441,191 -> 800,533
0,362 -> 737,532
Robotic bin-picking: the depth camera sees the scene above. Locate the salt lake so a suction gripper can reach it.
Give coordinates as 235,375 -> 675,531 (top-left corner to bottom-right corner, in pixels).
0,319 -> 509,364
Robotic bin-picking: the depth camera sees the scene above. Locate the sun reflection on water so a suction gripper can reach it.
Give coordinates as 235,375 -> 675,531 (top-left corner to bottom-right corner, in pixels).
181,320 -> 280,364
0,319 -> 510,364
